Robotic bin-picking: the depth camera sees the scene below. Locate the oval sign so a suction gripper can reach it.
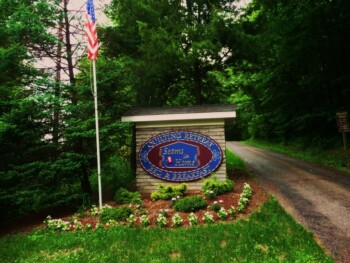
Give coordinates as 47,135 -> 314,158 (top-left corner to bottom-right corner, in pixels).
139,131 -> 222,182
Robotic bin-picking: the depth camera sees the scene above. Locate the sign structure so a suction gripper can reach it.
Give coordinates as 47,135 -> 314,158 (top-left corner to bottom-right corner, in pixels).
139,131 -> 223,182
336,112 -> 350,133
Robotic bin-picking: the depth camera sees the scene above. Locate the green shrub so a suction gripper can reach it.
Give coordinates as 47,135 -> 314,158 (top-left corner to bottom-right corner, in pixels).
99,206 -> 133,223
151,183 -> 188,201
173,196 -> 207,212
97,155 -> 135,195
201,175 -> 234,197
208,203 -> 221,212
114,188 -> 141,204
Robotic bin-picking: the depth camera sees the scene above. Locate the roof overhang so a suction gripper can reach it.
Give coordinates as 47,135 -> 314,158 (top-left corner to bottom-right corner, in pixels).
121,111 -> 236,123
121,104 -> 236,123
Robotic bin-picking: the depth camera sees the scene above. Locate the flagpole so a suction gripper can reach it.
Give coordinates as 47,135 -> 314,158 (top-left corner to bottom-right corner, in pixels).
92,59 -> 102,208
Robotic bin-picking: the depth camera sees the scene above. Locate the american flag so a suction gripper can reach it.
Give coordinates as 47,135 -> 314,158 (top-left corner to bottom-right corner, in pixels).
85,0 -> 98,60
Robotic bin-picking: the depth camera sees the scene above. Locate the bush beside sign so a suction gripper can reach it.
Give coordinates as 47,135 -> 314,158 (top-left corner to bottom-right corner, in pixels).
139,131 -> 222,182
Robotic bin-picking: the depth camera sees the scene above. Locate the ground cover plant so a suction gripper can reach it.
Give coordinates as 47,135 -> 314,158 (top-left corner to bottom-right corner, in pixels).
172,196 -> 207,212
201,175 -> 234,198
114,188 -> 141,204
0,197 -> 332,263
150,183 -> 188,201
98,206 -> 133,224
237,183 -> 253,212
208,202 -> 222,212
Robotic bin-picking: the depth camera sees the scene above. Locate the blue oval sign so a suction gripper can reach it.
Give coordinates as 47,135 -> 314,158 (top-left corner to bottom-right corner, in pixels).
139,131 -> 222,181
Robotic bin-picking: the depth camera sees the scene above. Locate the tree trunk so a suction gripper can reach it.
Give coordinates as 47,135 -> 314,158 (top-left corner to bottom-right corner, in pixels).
52,12 -> 63,158
63,0 -> 92,195
63,0 -> 76,97
194,60 -> 203,105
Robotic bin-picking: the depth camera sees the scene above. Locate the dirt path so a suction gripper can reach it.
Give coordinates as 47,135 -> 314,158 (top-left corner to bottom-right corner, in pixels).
227,141 -> 350,263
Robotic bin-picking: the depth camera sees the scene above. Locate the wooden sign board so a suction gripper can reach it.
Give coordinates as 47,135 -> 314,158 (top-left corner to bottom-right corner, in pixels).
336,112 -> 350,133
139,131 -> 222,182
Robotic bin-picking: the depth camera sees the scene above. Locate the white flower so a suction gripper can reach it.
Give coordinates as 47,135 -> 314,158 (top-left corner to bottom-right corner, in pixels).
217,207 -> 228,220
203,212 -> 215,224
106,219 -> 118,227
156,214 -> 167,228
188,213 -> 198,226
171,213 -> 183,227
95,222 -> 104,229
140,215 -> 150,227
127,214 -> 136,226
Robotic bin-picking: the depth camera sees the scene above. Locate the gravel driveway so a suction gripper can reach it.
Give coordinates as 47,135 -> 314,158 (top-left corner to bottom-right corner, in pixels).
227,141 -> 350,263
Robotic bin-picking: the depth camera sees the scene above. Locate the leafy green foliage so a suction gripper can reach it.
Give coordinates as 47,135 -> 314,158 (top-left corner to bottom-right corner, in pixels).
2,0 -> 349,225
151,183 -> 188,201
187,213 -> 199,226
202,211 -> 215,224
102,0 -> 240,106
44,216 -> 71,232
0,0 -> 92,221
0,97 -> 86,221
140,215 -> 150,228
155,213 -> 168,228
95,155 -> 136,198
114,188 -> 141,205
217,207 -> 228,220
219,0 -> 350,143
171,214 -> 183,228
201,175 -> 234,197
237,183 -> 253,212
99,206 -> 133,223
208,203 -> 222,212
173,196 -> 207,213
0,0 -> 139,223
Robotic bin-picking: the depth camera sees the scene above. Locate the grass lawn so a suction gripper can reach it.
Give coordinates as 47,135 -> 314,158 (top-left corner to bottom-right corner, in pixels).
0,196 -> 332,263
226,147 -> 247,172
244,139 -> 350,174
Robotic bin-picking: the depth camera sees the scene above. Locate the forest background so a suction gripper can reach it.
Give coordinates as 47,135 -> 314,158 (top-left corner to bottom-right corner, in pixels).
0,0 -> 349,222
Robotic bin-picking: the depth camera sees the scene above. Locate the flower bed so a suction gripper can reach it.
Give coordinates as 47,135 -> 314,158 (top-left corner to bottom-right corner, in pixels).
42,172 -> 269,232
